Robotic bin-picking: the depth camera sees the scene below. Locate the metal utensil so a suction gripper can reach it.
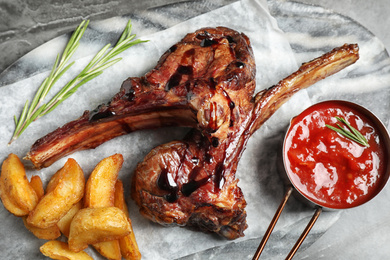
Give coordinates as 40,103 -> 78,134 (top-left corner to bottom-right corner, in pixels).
253,101 -> 390,260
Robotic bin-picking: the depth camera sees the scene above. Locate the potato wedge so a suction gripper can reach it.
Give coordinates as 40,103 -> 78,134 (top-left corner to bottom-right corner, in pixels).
118,219 -> 141,260
22,217 -> 61,240
0,153 -> 38,216
84,153 -> 123,208
93,241 -> 121,260
114,180 -> 142,260
40,240 -> 93,260
45,167 -> 62,194
85,154 -> 124,260
114,180 -> 128,216
22,174 -> 61,239
0,179 -> 27,216
27,158 -> 85,228
68,207 -> 131,252
57,200 -> 83,237
30,175 -> 44,199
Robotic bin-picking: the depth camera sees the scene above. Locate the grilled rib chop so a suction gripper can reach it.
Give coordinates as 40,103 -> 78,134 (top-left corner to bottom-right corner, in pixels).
26,27 -> 359,239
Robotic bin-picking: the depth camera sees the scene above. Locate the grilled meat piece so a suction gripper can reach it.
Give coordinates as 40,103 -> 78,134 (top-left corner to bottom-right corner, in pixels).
132,41 -> 359,239
133,129 -> 248,239
26,27 -> 359,239
26,27 -> 255,169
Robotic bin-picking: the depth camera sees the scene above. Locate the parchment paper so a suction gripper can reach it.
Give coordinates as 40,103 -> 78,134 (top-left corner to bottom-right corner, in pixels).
1,0 -> 390,259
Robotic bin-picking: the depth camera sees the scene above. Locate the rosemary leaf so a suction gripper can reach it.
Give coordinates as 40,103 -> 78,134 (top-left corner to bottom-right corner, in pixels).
82,43 -> 112,74
62,20 -> 89,59
28,78 -> 48,118
90,58 -> 122,75
40,96 -> 68,116
50,62 -> 75,87
9,101 -> 31,145
9,19 -> 145,145
326,116 -> 369,147
15,100 -> 29,132
8,20 -> 90,145
67,71 -> 104,95
337,117 -> 367,142
8,21 -> 88,145
117,20 -> 132,43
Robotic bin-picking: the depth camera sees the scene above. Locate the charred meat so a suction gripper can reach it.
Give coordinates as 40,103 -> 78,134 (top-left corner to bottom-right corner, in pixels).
26,27 -> 359,239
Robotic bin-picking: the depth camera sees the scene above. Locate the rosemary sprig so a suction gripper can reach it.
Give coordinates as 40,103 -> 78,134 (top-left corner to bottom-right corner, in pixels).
9,20 -> 89,145
326,116 -> 369,147
9,19 -> 146,145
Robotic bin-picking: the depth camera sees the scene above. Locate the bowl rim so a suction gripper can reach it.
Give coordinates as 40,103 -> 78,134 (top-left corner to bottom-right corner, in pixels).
282,100 -> 390,210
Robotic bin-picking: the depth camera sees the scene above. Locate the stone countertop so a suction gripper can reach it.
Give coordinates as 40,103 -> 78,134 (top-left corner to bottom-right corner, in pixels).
297,0 -> 390,53
0,1 -> 389,259
1,0 -> 389,72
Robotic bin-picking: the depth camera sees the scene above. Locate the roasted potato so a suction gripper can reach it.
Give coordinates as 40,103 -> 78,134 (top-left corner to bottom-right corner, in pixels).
56,200 -> 83,237
45,167 -> 63,194
68,207 -> 131,252
93,240 -> 122,260
114,180 -> 128,214
13,173 -> 62,240
40,240 -> 93,260
29,175 -> 44,199
0,179 -> 27,216
84,153 -> 123,208
114,180 -> 142,260
22,217 -> 61,240
27,158 -> 85,228
85,154 -> 124,260
2,154 -> 141,259
0,154 -> 39,216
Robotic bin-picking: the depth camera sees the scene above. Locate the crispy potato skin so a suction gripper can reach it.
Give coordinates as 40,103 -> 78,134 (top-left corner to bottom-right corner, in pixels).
0,153 -> 39,216
27,158 -> 85,228
1,153 -> 141,259
84,153 -> 124,260
29,175 -> 44,199
22,174 -> 62,239
22,217 -> 61,240
57,200 -> 83,237
84,153 -> 123,208
40,240 -> 93,260
0,179 -> 28,216
93,241 -> 122,260
114,180 -> 142,260
68,207 -> 131,252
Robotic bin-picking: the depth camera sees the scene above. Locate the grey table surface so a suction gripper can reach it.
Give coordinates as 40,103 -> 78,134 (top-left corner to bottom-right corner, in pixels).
1,0 -> 389,73
1,1 -> 390,259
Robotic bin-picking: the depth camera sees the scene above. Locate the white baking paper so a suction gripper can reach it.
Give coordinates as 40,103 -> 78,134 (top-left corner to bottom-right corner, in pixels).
0,0 -> 380,259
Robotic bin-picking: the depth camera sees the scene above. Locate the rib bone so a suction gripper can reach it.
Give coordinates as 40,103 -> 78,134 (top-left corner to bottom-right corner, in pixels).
26,27 -> 359,239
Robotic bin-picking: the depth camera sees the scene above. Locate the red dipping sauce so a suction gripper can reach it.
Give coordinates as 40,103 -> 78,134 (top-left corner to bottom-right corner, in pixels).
283,101 -> 389,209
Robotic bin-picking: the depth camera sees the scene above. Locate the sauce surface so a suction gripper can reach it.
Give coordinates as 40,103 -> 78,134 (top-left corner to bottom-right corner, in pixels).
284,101 -> 388,209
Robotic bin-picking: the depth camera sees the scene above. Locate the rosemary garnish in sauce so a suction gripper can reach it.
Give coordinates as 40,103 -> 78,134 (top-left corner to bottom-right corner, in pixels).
326,116 -> 369,147
9,19 -> 146,145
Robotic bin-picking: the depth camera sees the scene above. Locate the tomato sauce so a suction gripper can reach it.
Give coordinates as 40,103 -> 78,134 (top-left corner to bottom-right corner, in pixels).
284,101 -> 388,209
